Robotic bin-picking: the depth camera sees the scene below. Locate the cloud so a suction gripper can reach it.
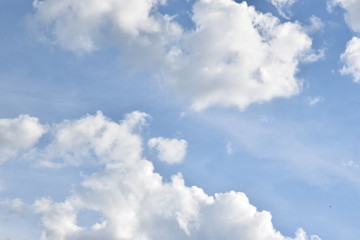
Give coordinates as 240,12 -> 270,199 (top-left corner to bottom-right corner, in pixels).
35,111 -> 148,168
163,0 -> 313,111
0,115 -> 46,163
29,0 -> 170,53
267,0 -> 297,18
330,1 -> 360,82
329,0 -> 360,33
305,16 -> 324,33
148,137 -> 188,164
307,96 -> 324,106
226,141 -> 234,155
341,37 -> 360,82
1,112 -> 320,240
28,0 -> 314,111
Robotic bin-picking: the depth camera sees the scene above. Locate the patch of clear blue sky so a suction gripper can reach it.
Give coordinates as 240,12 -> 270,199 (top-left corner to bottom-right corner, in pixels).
1,0 -> 360,239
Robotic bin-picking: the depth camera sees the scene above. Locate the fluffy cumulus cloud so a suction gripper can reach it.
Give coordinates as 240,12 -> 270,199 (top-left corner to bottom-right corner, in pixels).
148,137 -> 187,164
330,0 -> 360,82
35,111 -> 148,168
341,37 -> 360,82
29,0 -> 314,111
164,0 -> 312,110
0,112 -> 320,240
0,115 -> 46,163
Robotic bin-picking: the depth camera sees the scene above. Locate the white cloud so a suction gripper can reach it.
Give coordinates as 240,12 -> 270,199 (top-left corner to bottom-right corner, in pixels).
163,0 -> 313,110
267,0 -> 297,18
329,0 -> 360,33
226,142 -> 233,155
330,1 -> 360,83
341,37 -> 360,82
148,137 -> 188,164
305,16 -> 325,34
32,113 -> 319,240
35,111 -> 148,168
29,0 -> 314,111
0,115 -> 46,163
0,112 -> 319,240
307,96 -> 324,106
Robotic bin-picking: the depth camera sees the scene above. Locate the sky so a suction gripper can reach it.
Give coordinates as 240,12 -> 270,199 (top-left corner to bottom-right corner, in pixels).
0,0 -> 360,239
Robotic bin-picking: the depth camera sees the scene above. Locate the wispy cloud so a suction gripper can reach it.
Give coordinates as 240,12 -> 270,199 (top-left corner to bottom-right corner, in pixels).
307,96 -> 324,106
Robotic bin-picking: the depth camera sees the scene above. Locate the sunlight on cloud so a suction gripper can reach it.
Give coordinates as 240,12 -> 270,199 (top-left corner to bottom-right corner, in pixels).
1,112 -> 320,240
28,0 -> 315,111
163,0 -> 312,111
29,0 -> 170,53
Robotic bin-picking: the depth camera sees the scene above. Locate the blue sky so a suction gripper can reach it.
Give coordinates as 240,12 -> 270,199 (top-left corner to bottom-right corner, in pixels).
1,0 -> 360,239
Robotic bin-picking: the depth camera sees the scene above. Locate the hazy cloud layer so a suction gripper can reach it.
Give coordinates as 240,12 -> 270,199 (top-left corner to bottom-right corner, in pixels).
1,112 -> 320,240
29,0 -> 314,110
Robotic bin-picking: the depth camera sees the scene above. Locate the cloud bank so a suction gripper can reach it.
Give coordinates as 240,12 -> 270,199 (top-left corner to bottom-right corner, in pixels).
29,0 -> 314,110
0,112 -> 320,240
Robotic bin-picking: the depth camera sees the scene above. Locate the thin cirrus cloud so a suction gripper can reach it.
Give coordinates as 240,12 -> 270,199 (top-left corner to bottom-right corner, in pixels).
28,0 -> 316,111
0,112 -> 320,240
330,0 -> 360,82
267,0 -> 298,18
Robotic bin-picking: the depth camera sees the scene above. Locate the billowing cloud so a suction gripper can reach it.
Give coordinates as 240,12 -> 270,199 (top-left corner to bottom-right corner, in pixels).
148,137 -> 187,164
164,0 -> 312,110
341,37 -> 360,82
29,0 -> 314,111
1,112 -> 320,239
35,111 -> 148,168
0,115 -> 46,163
